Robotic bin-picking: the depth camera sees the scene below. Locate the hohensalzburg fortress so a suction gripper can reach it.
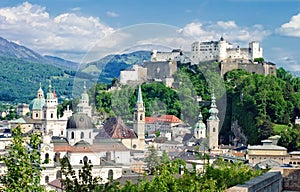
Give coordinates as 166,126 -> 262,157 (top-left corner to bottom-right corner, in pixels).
190,37 -> 262,63
151,37 -> 263,63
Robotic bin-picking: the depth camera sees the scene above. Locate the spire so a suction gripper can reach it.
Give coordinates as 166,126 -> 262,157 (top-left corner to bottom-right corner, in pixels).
83,81 -> 87,93
137,85 -> 143,103
48,80 -> 52,93
37,82 -> 44,99
209,89 -> 219,120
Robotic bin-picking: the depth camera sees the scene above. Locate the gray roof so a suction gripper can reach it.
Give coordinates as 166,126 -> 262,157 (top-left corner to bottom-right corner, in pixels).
67,113 -> 94,129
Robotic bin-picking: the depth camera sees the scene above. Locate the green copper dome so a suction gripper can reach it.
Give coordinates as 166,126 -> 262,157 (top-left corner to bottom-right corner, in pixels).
29,98 -> 45,110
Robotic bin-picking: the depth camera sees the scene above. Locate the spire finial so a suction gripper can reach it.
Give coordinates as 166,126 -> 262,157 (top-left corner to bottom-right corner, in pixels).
83,81 -> 87,93
137,85 -> 143,103
48,80 -> 52,93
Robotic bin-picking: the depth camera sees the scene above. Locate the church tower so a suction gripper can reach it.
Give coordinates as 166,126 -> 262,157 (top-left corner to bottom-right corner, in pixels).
194,109 -> 206,139
43,81 -> 59,136
207,90 -> 219,149
133,85 -> 145,140
44,82 -> 58,120
76,81 -> 92,117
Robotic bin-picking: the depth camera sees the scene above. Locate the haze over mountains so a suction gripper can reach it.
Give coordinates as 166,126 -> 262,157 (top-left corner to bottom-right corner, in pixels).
0,36 -> 151,103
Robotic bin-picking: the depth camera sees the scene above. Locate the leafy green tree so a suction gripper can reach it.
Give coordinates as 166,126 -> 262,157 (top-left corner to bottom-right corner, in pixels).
278,124 -> 300,152
0,125 -> 45,191
61,156 -> 102,192
160,150 -> 170,164
144,145 -> 161,175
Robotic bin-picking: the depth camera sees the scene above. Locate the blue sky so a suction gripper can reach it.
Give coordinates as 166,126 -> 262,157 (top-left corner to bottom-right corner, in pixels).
1,0 -> 300,72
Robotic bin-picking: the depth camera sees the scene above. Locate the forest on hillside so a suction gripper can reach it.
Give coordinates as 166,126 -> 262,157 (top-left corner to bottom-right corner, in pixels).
91,63 -> 300,149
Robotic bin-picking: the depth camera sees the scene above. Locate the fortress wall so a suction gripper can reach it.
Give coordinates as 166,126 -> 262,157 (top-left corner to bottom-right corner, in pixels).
221,61 -> 276,76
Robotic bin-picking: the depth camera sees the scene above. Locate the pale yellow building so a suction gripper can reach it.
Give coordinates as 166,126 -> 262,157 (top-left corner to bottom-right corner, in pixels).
248,140 -> 289,166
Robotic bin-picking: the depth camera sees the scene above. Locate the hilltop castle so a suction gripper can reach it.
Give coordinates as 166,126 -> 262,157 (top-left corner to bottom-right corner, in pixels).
120,37 -> 276,86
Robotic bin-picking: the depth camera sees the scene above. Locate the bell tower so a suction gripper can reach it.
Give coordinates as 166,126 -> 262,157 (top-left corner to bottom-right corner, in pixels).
194,109 -> 206,139
133,85 -> 145,140
207,90 -> 220,149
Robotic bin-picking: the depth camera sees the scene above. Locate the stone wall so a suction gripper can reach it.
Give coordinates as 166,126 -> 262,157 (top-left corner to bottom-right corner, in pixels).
143,61 -> 177,80
220,60 -> 276,76
226,171 -> 282,192
282,168 -> 300,191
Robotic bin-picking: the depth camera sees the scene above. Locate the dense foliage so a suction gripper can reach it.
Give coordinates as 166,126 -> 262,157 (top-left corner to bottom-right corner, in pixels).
0,56 -> 76,103
60,156 -> 262,192
0,126 -> 45,191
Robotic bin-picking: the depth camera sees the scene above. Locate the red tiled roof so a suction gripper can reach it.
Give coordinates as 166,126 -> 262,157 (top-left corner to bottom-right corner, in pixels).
145,115 -> 182,124
48,178 -> 64,189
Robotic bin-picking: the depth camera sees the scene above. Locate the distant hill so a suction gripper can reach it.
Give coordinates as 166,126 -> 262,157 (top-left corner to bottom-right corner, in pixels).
0,56 -> 76,103
0,36 -> 79,70
0,36 -> 153,103
84,51 -> 151,83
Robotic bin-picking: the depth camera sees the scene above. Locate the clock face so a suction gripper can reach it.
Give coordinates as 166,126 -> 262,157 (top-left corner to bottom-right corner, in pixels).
45,147 -> 49,151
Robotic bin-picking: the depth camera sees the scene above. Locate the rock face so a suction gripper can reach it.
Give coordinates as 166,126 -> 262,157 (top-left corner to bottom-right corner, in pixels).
96,116 -> 137,139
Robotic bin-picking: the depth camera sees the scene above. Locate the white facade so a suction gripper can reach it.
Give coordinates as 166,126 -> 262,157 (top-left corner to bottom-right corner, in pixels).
190,37 -> 263,64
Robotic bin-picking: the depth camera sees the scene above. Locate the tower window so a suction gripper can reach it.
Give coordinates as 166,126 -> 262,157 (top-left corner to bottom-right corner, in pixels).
81,132 -> 84,139
213,128 -> 216,132
71,132 -> 74,139
36,113 -> 38,118
140,114 -> 143,120
51,113 -> 53,119
89,132 -> 92,139
45,176 -> 49,183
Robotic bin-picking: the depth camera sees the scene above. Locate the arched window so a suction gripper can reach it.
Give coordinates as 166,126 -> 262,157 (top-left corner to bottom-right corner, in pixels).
50,113 -> 53,119
45,176 -> 49,183
45,153 -> 49,164
71,132 -> 74,139
81,132 -> 84,139
213,128 -> 216,132
89,132 -> 92,139
140,114 -> 143,120
56,170 -> 61,179
108,169 -> 113,181
83,156 -> 88,163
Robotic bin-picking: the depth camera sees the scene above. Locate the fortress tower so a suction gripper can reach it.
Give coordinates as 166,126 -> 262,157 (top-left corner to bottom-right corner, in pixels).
207,91 -> 220,149
249,41 -> 263,60
218,37 -> 227,61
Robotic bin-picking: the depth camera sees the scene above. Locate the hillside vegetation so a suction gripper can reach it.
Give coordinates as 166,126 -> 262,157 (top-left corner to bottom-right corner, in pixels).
93,62 -> 300,146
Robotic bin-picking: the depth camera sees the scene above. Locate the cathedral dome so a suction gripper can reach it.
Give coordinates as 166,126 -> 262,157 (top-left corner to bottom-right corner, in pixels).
67,113 -> 94,129
29,98 -> 45,110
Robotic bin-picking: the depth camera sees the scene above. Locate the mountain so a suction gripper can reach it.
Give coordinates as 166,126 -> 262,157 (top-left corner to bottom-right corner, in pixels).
83,51 -> 151,83
44,55 -> 79,70
0,37 -> 45,63
0,37 -> 78,70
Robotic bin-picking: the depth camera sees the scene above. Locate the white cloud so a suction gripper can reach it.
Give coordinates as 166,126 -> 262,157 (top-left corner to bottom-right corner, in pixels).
0,2 -> 114,61
106,11 -> 119,18
179,21 -> 270,44
71,7 -> 81,12
277,13 -> 300,37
